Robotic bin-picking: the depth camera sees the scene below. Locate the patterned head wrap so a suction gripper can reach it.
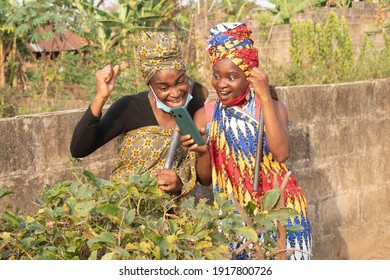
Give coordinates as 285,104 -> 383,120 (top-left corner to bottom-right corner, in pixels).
207,22 -> 258,77
137,32 -> 186,83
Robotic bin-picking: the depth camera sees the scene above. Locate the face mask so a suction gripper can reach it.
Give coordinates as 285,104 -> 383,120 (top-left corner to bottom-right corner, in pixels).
219,81 -> 250,106
149,77 -> 193,113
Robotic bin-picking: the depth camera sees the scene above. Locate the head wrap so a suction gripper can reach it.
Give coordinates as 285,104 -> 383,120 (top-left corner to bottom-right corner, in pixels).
137,32 -> 186,83
207,22 -> 258,77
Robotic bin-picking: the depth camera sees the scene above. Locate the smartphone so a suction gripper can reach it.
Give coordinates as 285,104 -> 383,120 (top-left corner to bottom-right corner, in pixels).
170,106 -> 205,146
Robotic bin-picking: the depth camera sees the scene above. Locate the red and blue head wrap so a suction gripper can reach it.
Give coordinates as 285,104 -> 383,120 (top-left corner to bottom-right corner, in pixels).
207,22 -> 259,77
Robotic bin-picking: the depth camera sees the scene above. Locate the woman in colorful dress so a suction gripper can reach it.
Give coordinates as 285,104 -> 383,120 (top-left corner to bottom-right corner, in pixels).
182,22 -> 312,259
70,31 -> 209,195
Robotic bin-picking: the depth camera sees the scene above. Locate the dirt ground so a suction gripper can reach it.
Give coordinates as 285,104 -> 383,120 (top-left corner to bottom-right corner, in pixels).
355,238 -> 390,260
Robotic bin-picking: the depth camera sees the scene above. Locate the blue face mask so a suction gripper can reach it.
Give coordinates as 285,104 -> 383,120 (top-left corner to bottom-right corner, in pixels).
149,78 -> 193,113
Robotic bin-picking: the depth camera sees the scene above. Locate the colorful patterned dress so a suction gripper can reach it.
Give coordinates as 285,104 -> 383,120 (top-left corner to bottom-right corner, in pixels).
206,92 -> 312,260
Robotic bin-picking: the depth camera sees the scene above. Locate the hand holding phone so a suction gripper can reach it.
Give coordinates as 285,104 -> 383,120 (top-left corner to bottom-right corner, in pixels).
170,106 -> 205,146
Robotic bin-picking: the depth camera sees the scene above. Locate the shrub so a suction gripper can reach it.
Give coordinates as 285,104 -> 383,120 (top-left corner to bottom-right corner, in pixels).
0,171 -> 300,260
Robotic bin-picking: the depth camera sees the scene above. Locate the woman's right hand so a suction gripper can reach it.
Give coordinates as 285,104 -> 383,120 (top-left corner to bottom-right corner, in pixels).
95,64 -> 120,99
90,64 -> 120,117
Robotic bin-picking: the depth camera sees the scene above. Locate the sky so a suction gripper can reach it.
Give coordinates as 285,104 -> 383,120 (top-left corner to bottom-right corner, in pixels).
100,0 -> 118,9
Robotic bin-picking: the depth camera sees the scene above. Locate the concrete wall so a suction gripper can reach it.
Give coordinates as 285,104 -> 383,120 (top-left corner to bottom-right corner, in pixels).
0,108 -> 118,215
279,79 -> 390,260
1,78 -> 390,260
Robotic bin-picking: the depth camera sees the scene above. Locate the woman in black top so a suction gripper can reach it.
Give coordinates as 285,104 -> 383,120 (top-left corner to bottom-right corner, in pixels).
70,31 -> 210,195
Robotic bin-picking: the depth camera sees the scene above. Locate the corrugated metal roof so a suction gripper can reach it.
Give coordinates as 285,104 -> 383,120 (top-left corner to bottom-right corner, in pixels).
28,43 -> 43,52
27,28 -> 86,53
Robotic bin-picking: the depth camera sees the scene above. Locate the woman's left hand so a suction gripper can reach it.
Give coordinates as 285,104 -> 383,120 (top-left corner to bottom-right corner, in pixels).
179,127 -> 208,154
247,67 -> 272,103
153,169 -> 183,194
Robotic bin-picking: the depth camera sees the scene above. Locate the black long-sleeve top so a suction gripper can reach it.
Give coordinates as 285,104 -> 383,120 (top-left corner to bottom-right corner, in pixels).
70,90 -> 205,158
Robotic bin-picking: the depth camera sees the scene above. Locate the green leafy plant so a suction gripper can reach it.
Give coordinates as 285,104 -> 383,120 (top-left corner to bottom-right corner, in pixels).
286,11 -> 355,84
0,170 -> 302,260
353,31 -> 390,81
264,0 -> 328,24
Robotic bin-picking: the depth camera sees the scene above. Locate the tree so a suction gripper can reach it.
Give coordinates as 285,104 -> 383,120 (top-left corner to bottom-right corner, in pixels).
1,0 -> 85,94
0,0 -> 19,89
262,0 -> 328,24
74,0 -> 178,93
